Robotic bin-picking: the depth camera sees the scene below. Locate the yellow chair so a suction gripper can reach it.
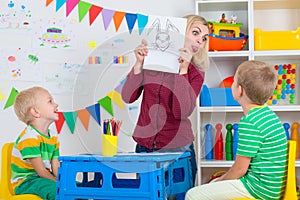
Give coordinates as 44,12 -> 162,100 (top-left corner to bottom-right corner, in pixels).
0,142 -> 42,200
232,140 -> 298,200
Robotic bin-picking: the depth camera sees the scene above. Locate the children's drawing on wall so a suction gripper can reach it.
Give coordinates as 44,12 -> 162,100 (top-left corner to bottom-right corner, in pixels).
142,15 -> 187,73
38,27 -> 71,48
0,0 -> 33,30
87,40 -> 98,49
89,37 -> 135,68
0,48 -> 42,82
43,63 -> 88,95
88,56 -> 102,64
32,17 -> 77,49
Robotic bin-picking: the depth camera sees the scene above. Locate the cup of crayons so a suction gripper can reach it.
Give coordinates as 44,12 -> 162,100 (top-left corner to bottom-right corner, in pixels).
102,118 -> 122,156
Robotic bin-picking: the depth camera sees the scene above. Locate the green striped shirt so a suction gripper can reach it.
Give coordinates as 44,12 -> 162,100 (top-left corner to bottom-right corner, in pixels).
11,125 -> 60,188
237,105 -> 287,200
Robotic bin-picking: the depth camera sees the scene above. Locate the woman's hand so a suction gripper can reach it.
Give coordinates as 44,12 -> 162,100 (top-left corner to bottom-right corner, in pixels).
133,39 -> 148,74
178,47 -> 192,74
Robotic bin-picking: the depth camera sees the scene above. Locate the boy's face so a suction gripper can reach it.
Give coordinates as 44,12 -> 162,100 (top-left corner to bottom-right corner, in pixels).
185,21 -> 208,55
35,90 -> 59,122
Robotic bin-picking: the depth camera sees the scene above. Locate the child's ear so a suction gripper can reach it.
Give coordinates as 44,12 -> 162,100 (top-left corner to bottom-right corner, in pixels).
30,107 -> 40,118
238,85 -> 243,97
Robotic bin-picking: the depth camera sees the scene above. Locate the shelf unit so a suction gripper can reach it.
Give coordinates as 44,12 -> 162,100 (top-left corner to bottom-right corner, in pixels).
195,0 -> 300,185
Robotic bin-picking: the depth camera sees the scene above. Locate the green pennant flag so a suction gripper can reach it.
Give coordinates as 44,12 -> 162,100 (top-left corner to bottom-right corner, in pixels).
62,111 -> 78,134
4,87 -> 19,109
78,1 -> 92,22
98,96 -> 113,116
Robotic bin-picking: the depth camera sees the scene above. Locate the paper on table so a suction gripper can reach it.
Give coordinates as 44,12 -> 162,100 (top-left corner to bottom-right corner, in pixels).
142,15 -> 187,74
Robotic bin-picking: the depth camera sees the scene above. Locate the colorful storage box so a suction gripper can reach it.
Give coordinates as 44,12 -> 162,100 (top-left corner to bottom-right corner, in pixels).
56,152 -> 192,200
254,27 -> 300,50
200,85 -> 239,106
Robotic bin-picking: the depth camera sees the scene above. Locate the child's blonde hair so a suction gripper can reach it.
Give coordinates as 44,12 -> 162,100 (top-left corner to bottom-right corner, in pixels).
14,86 -> 48,125
183,14 -> 210,72
236,60 -> 277,105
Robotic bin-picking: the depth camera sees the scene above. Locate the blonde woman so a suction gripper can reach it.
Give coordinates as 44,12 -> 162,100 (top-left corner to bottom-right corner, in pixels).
122,15 -> 210,193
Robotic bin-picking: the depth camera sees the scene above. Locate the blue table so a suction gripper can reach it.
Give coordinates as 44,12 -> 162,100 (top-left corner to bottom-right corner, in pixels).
56,152 -> 192,200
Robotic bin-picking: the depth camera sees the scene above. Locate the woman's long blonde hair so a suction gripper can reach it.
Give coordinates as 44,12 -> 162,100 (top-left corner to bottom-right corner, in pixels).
183,14 -> 210,72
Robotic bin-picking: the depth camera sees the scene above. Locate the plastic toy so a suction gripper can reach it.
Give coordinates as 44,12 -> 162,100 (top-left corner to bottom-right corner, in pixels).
232,123 -> 239,160
219,76 -> 234,88
283,122 -> 291,140
207,170 -> 227,183
208,14 -> 248,51
219,13 -> 226,23
291,122 -> 300,159
205,124 -> 214,160
268,63 -> 296,105
225,124 -> 233,160
215,123 -> 223,160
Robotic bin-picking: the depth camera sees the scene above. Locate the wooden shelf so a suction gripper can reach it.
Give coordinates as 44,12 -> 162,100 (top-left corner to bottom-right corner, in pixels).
196,0 -> 300,185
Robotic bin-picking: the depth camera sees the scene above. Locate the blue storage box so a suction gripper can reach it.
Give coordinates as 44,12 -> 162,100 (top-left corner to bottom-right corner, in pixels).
200,85 -> 240,106
56,152 -> 192,200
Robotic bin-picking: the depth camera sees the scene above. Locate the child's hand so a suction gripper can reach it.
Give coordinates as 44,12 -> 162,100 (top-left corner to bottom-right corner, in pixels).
178,47 -> 192,74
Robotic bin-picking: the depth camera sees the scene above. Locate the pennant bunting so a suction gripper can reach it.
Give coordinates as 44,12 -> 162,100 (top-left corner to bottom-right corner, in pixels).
125,13 -> 137,34
114,82 -> 124,93
107,90 -> 125,110
45,0 -> 151,35
137,14 -> 148,35
89,5 -> 103,26
55,112 -> 65,134
56,0 -> 66,12
102,9 -> 115,30
4,87 -> 19,109
86,104 -> 101,125
66,0 -> 80,17
78,1 -> 92,22
77,109 -> 90,131
98,96 -> 114,116
46,0 -> 54,7
113,11 -> 126,32
63,111 -> 78,134
120,77 -> 127,85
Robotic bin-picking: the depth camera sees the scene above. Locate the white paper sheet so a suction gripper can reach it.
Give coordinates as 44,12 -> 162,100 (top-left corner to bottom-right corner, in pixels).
142,15 -> 187,73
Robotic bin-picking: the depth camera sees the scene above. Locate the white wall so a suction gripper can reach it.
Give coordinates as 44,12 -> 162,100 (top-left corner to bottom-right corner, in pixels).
0,0 -> 195,160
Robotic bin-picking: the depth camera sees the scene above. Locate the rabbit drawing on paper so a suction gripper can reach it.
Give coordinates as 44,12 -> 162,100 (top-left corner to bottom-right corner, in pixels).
147,18 -> 180,52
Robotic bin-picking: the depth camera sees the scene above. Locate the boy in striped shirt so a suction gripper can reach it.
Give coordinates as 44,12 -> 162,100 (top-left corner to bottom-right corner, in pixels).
11,86 -> 60,200
185,60 -> 287,200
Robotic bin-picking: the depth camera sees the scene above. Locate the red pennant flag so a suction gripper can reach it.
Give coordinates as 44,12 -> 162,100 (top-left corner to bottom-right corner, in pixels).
55,112 -> 65,134
89,5 -> 103,26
